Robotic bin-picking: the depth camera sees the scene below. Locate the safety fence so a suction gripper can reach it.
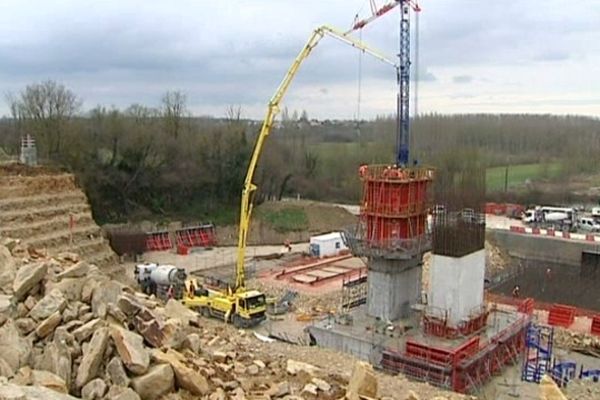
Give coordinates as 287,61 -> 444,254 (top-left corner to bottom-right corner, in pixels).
145,224 -> 217,252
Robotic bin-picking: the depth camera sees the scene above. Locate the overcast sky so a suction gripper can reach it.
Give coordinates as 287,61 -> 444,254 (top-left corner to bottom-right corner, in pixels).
1,0 -> 599,119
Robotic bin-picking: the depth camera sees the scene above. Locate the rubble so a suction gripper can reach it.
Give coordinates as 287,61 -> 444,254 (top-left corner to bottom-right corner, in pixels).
130,364 -> 174,400
12,261 -> 47,299
346,362 -> 378,400
111,327 -> 150,375
0,236 -> 467,400
75,328 -> 110,388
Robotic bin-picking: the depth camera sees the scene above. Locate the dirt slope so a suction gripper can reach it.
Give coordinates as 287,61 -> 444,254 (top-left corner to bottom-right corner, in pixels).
0,164 -> 116,267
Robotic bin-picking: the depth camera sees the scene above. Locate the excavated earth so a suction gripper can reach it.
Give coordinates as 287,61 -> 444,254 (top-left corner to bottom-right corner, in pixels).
0,166 -> 117,268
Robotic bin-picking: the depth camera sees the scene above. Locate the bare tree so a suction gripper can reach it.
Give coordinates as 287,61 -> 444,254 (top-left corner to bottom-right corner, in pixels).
161,91 -> 187,139
6,80 -> 81,157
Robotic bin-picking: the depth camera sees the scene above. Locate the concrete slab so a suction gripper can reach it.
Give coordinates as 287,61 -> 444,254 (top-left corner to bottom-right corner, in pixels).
292,275 -> 317,283
321,267 -> 350,274
306,270 -> 338,279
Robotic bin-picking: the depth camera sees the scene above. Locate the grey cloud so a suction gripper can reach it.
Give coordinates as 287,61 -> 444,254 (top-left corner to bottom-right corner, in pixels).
534,51 -> 570,62
453,75 -> 472,84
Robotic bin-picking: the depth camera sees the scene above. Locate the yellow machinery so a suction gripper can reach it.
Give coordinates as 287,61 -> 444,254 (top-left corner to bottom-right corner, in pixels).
183,25 -> 396,328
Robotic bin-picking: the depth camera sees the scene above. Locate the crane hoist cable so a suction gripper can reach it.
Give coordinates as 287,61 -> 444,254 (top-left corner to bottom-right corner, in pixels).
234,25 -> 398,291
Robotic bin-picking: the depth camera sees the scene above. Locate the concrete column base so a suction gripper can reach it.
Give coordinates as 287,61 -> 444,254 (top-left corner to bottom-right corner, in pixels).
367,257 -> 422,321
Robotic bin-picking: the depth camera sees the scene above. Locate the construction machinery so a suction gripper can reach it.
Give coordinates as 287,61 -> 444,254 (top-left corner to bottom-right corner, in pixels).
134,263 -> 187,300
183,24 -> 397,328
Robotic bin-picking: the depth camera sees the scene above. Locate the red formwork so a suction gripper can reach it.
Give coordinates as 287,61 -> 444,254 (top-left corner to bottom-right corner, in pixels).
174,224 -> 217,248
382,313 -> 530,394
548,304 -> 576,328
359,165 -> 433,246
591,315 -> 600,336
145,230 -> 172,251
423,310 -> 489,339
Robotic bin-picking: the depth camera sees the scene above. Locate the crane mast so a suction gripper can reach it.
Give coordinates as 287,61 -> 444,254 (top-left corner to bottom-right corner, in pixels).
397,1 -> 412,167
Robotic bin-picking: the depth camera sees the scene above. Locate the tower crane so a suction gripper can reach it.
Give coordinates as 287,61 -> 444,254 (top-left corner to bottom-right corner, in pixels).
349,0 -> 421,166
184,25 -> 398,328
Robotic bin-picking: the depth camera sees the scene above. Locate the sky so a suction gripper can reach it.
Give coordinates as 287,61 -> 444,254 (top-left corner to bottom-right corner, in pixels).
0,0 -> 599,120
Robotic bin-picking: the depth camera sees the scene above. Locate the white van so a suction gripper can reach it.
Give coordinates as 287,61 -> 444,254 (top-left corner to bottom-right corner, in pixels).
578,217 -> 600,232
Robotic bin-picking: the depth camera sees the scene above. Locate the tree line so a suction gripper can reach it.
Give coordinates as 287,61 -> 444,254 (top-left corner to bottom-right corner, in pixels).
1,80 -> 599,223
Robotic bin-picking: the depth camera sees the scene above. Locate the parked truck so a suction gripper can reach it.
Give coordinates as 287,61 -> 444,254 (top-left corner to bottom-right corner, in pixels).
522,206 -> 576,231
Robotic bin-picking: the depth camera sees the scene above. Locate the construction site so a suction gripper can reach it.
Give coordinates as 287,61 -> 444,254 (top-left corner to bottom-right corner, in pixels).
1,1 -> 600,400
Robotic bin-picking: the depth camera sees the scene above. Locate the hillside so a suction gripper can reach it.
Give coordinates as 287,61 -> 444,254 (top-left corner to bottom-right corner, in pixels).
217,200 -> 357,246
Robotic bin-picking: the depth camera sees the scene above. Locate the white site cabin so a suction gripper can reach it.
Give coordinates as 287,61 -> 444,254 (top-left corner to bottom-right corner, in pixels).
309,232 -> 347,258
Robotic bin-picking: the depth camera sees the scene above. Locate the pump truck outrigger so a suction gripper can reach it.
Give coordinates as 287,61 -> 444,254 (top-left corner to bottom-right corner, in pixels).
182,24 -> 398,328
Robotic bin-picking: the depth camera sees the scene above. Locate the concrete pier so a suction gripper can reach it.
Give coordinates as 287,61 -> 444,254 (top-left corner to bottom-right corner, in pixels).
367,257 -> 422,321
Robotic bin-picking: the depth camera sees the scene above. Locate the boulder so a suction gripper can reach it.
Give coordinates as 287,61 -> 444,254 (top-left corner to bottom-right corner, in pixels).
35,311 -> 62,338
75,327 -> 109,388
106,356 -> 130,387
160,319 -> 185,349
81,378 -> 107,400
209,388 -> 227,400
0,382 -> 79,399
29,289 -> 67,321
31,369 -> 68,394
0,319 -> 32,373
151,349 -> 210,396
61,304 -> 79,323
56,261 -> 89,279
14,317 -> 36,335
46,278 -> 85,302
345,362 -> 378,400
116,294 -> 144,317
286,359 -> 320,376
312,377 -> 331,392
56,252 -> 80,264
0,245 -> 16,294
107,387 -> 142,400
37,340 -> 72,387
111,327 -> 149,375
182,333 -> 201,354
302,383 -> 318,396
91,280 -> 122,318
72,318 -> 104,342
266,381 -> 290,398
163,299 -> 197,325
130,364 -> 174,400
24,296 -> 37,310
13,262 -> 48,299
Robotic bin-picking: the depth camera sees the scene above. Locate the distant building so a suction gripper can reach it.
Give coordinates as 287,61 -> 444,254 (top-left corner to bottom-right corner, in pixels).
19,135 -> 37,166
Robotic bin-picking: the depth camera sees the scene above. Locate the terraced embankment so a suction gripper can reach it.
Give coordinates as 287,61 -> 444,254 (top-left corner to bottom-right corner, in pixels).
0,166 -> 116,267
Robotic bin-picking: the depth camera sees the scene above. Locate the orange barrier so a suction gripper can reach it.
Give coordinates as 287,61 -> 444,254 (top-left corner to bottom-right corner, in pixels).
562,231 -> 571,239
586,234 -> 596,242
591,315 -> 600,336
546,229 -> 555,237
548,304 -> 576,328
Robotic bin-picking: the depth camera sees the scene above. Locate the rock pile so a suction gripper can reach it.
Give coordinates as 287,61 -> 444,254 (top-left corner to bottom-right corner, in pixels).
554,328 -> 600,356
1,239 -> 461,400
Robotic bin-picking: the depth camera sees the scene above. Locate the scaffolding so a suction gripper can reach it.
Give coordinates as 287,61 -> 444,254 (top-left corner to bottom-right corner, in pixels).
521,323 -> 554,383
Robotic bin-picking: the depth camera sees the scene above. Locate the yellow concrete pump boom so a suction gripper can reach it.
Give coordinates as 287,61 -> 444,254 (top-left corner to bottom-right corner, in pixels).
235,25 -> 398,291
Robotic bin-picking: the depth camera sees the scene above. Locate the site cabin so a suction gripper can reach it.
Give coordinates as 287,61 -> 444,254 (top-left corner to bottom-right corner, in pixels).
309,232 -> 347,258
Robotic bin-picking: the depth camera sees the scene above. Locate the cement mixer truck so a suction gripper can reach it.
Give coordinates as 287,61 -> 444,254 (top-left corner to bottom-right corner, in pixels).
522,206 -> 576,231
134,263 -> 187,300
